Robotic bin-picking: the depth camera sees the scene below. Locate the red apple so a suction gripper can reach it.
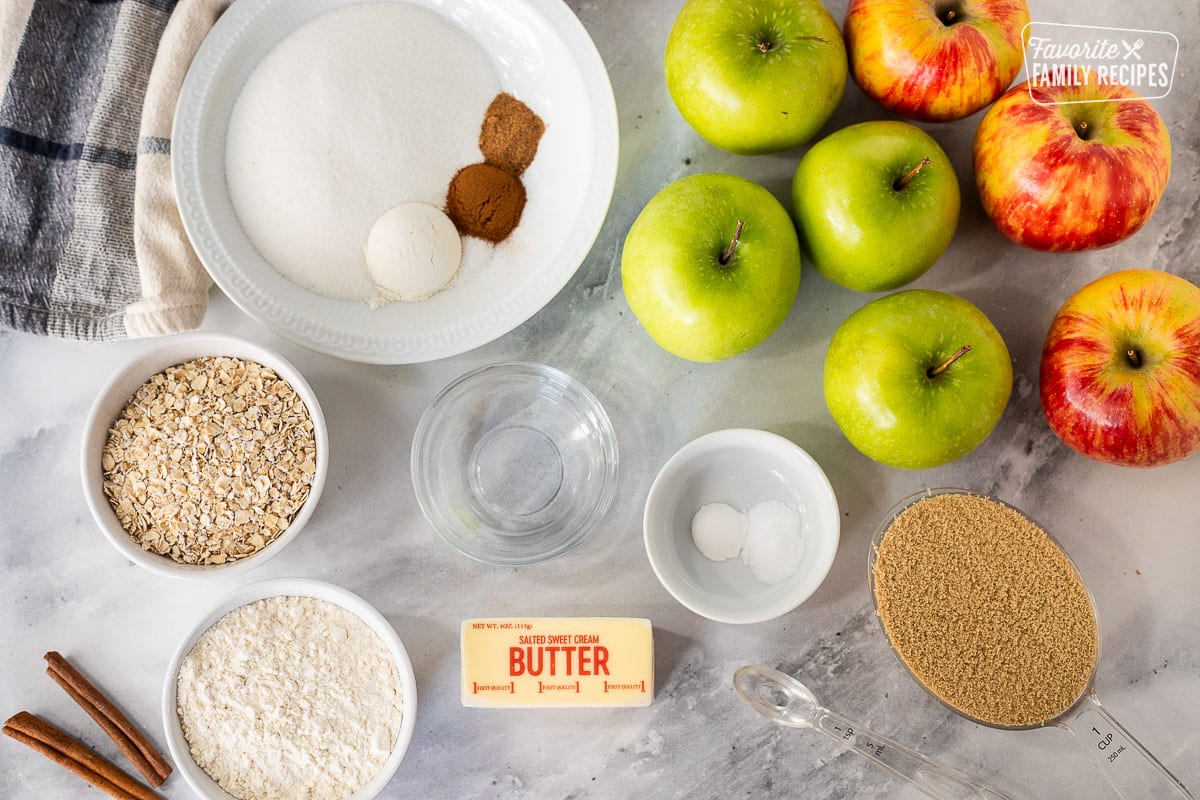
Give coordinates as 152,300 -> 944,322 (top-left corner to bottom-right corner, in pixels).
1040,269 -> 1200,467
844,0 -> 1029,123
975,80 -> 1171,251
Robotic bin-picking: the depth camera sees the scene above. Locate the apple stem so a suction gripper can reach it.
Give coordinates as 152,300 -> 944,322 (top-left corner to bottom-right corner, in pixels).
719,219 -> 745,267
1075,120 -> 1091,140
927,344 -> 972,379
936,2 -> 963,26
758,40 -> 772,53
1127,348 -> 1143,368
895,157 -> 932,191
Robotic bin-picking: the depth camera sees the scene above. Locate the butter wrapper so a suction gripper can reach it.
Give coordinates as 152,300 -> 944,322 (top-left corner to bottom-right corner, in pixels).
461,617 -> 654,708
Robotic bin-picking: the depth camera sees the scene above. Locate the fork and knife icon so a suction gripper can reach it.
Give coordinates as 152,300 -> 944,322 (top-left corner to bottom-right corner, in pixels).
1121,38 -> 1145,60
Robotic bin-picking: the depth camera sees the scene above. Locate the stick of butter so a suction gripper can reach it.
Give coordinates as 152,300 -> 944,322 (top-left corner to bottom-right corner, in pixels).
461,617 -> 654,708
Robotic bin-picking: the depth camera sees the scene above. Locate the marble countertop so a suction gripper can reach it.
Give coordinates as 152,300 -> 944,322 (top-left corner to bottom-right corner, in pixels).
2,0 -> 1198,797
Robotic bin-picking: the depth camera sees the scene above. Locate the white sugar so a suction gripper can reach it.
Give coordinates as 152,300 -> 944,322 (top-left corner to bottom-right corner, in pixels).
226,3 -> 499,302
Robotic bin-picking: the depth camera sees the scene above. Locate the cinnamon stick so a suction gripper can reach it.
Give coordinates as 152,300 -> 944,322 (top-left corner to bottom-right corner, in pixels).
3,712 -> 161,800
44,651 -> 172,786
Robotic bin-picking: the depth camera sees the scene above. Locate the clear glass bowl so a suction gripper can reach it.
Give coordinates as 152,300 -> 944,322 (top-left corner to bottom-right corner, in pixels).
411,362 -> 618,566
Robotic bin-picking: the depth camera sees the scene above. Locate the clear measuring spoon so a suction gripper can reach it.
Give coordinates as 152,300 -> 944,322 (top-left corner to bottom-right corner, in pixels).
735,664 -> 1014,800
870,488 -> 1195,800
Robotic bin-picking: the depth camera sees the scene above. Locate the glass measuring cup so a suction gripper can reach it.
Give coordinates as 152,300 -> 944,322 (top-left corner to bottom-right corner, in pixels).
869,488 -> 1194,800
735,664 -> 1015,799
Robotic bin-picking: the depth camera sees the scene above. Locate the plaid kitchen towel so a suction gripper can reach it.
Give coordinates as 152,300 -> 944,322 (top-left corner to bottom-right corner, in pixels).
0,0 -> 227,340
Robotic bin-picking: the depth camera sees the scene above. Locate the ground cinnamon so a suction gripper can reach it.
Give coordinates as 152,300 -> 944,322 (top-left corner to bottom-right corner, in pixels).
479,92 -> 545,176
446,92 -> 544,243
446,163 -> 527,243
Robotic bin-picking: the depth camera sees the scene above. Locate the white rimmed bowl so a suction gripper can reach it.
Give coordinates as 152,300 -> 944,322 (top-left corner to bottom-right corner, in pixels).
163,578 -> 417,800
80,332 -> 328,579
173,0 -> 619,363
643,429 -> 840,624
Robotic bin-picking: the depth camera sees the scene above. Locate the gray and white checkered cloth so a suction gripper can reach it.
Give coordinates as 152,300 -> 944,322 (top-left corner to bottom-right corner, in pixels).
1,0 -> 226,340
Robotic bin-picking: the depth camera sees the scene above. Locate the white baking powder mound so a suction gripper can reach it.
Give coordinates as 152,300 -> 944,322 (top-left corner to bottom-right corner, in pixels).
691,502 -> 748,561
742,500 -> 805,584
226,3 -> 499,301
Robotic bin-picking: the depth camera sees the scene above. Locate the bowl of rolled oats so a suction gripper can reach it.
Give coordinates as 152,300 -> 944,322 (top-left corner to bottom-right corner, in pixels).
81,332 -> 328,578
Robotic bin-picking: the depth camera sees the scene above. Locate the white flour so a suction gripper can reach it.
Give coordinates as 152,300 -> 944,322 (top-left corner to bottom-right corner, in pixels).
177,596 -> 403,800
226,3 -> 499,301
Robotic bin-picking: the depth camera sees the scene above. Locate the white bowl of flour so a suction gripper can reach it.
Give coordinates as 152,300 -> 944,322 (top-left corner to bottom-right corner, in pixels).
163,578 -> 418,800
173,0 -> 618,363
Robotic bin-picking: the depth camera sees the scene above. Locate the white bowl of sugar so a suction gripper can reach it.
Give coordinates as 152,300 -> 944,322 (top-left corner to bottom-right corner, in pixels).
173,0 -> 619,363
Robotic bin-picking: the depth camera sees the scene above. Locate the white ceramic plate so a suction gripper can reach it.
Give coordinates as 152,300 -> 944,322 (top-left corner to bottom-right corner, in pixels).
173,0 -> 618,363
163,578 -> 418,800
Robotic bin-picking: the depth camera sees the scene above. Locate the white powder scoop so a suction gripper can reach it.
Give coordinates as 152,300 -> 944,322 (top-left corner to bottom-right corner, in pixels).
365,203 -> 462,304
742,500 -> 805,584
691,502 -> 748,561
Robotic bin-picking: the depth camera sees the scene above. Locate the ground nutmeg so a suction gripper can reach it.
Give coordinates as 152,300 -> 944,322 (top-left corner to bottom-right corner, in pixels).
479,92 -> 546,176
446,93 -> 545,243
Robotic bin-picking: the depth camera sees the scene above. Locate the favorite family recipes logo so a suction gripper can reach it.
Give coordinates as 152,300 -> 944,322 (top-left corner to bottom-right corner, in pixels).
1022,22 -> 1179,103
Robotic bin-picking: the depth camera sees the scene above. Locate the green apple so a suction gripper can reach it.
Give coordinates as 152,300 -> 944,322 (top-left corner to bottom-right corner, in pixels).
792,121 -> 960,292
622,173 -> 801,362
824,290 -> 1012,469
664,0 -> 847,155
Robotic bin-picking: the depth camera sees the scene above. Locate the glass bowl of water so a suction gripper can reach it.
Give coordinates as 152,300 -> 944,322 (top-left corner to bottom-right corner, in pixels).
411,362 -> 619,566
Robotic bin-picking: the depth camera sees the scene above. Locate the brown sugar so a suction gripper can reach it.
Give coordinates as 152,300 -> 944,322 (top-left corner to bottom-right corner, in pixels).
445,162 -> 527,243
873,492 -> 1098,728
479,92 -> 546,176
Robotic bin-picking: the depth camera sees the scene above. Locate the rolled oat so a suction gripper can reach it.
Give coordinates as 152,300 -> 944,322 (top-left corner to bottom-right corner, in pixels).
102,356 -> 317,565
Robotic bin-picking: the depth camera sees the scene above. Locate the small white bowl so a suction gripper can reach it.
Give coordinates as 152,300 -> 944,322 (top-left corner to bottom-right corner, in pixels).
162,578 -> 418,800
643,429 -> 840,624
80,332 -> 328,579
